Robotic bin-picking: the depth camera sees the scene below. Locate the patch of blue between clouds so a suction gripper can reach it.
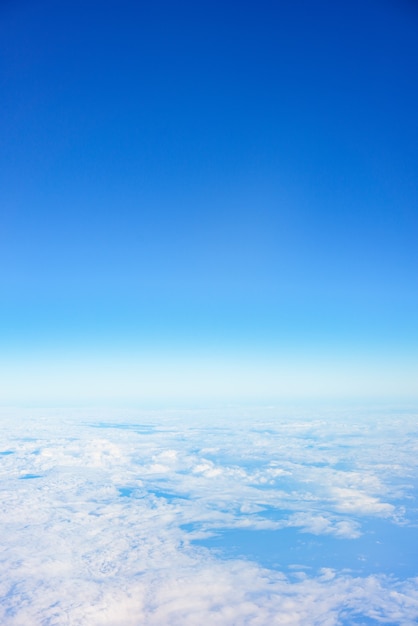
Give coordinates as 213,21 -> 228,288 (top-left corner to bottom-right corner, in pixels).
118,487 -> 139,498
19,474 -> 42,479
118,487 -> 190,502
89,422 -> 157,433
188,517 -> 418,578
148,489 -> 190,502
339,616 -> 399,626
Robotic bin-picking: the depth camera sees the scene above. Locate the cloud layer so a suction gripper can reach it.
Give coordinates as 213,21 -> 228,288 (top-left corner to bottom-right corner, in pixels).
0,407 -> 417,624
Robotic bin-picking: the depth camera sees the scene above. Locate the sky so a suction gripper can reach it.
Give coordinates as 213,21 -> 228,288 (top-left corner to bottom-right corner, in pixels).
1,0 -> 417,405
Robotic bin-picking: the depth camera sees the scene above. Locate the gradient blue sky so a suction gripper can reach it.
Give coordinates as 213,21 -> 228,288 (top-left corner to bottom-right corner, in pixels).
1,0 -> 417,405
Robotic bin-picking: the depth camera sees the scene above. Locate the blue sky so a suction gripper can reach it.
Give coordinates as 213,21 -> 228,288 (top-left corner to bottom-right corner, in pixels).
1,0 -> 417,404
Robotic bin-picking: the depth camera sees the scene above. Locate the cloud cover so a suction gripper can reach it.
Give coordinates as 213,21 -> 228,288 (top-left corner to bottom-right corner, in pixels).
0,407 -> 418,625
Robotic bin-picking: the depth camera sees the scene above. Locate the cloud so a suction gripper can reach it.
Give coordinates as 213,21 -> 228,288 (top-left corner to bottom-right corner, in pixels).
0,407 -> 417,624
284,512 -> 361,539
330,487 -> 395,517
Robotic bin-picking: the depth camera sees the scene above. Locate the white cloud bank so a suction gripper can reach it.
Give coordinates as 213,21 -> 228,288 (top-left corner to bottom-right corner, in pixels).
0,407 -> 417,625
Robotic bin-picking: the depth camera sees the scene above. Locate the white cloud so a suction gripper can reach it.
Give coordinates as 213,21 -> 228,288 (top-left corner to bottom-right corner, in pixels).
284,512 -> 361,539
330,487 -> 395,517
0,408 -> 418,624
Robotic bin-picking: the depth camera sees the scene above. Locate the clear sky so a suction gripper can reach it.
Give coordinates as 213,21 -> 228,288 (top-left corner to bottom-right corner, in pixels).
1,0 -> 417,405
